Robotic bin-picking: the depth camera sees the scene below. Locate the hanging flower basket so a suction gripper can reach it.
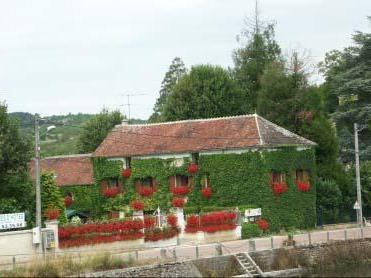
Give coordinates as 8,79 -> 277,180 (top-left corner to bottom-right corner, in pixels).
172,198 -> 185,208
138,187 -> 155,197
187,163 -> 199,174
131,200 -> 144,211
256,219 -> 269,231
102,187 -> 121,198
201,187 -> 212,198
45,208 -> 60,220
171,186 -> 190,196
272,182 -> 288,195
297,181 -> 311,192
122,168 -> 132,178
64,196 -> 73,207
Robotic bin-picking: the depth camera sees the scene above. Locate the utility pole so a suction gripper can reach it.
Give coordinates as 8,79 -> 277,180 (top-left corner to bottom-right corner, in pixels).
354,123 -> 363,227
34,115 -> 42,251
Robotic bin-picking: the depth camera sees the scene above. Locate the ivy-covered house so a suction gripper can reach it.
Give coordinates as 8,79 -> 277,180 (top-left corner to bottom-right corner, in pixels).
32,114 -> 317,231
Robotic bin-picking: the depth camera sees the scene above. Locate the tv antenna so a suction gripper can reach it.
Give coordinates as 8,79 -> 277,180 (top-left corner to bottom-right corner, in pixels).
121,93 -> 147,121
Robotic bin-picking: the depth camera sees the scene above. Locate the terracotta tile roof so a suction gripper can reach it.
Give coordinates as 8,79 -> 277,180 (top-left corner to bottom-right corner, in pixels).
94,114 -> 315,158
29,154 -> 94,186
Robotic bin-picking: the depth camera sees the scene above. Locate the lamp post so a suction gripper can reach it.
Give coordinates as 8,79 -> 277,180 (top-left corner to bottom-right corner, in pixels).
354,123 -> 363,227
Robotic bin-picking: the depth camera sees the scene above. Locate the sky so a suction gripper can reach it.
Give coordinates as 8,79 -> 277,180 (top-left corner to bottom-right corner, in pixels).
0,0 -> 370,120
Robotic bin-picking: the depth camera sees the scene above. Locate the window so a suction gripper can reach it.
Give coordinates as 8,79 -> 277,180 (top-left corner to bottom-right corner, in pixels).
169,175 -> 194,188
108,178 -> 120,187
296,170 -> 309,183
135,177 -> 156,191
271,171 -> 286,184
201,174 -> 211,188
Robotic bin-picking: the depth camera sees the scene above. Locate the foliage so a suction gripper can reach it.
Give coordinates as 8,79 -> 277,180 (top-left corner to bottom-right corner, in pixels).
149,57 -> 186,123
241,223 -> 262,239
76,109 -> 123,153
161,65 -> 248,121
0,198 -> 22,214
144,226 -> 179,241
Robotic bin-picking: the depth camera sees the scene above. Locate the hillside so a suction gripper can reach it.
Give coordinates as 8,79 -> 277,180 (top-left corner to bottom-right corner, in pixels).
9,112 -> 146,157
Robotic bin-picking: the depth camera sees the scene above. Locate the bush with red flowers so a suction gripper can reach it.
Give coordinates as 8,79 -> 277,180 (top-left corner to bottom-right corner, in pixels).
102,187 -> 121,198
185,215 -> 199,233
131,200 -> 145,211
185,211 -> 237,234
122,168 -> 132,178
296,181 -> 311,192
201,187 -> 212,198
138,186 -> 155,197
256,219 -> 269,231
272,182 -> 288,195
144,216 -> 156,229
144,226 -> 180,242
64,196 -> 73,207
167,214 -> 178,227
58,219 -> 145,248
172,198 -> 185,208
187,163 -> 198,174
45,208 -> 60,220
171,186 -> 190,196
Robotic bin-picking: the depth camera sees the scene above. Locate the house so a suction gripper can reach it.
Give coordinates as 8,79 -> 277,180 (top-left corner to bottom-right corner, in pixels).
32,114 -> 317,231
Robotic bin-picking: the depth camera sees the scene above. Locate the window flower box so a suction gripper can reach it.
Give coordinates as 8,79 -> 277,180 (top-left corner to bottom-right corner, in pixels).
187,163 -> 199,174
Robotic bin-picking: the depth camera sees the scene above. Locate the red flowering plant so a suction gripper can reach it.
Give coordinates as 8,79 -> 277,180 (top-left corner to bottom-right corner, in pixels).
122,168 -> 132,178
64,196 -> 73,207
167,214 -> 178,227
138,186 -> 155,197
296,181 -> 311,192
199,211 -> 237,233
187,163 -> 199,174
170,186 -> 190,196
45,208 -> 61,220
201,187 -> 212,198
144,226 -> 180,242
256,219 -> 269,231
102,186 -> 121,198
172,198 -> 185,208
271,182 -> 288,195
131,200 -> 145,211
185,215 -> 200,233
144,216 -> 156,229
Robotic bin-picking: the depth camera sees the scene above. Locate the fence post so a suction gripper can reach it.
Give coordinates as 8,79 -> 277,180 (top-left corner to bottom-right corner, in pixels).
135,250 -> 139,261
361,228 -> 364,239
344,229 -> 347,240
12,256 -> 16,270
160,248 -> 167,260
172,248 -> 177,261
196,245 -> 199,258
327,231 -> 330,242
215,244 -> 222,256
308,232 -> 312,245
270,237 -> 274,249
249,240 -> 256,251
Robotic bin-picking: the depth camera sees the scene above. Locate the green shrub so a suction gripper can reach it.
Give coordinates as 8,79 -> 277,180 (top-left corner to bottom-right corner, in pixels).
242,223 -> 262,239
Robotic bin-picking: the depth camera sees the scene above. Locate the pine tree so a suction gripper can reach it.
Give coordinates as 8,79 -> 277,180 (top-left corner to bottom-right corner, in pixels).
149,57 -> 186,123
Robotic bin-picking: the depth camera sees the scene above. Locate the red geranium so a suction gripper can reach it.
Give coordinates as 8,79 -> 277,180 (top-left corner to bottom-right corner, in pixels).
45,208 -> 60,220
187,163 -> 199,174
167,214 -> 178,227
297,181 -> 311,192
172,198 -> 185,208
201,187 -> 212,198
122,168 -> 132,178
131,200 -> 144,211
272,182 -> 288,195
102,187 -> 121,198
256,219 -> 269,231
144,227 -> 180,242
144,216 -> 156,229
64,196 -> 73,207
185,215 -> 200,233
171,186 -> 190,196
138,187 -> 155,197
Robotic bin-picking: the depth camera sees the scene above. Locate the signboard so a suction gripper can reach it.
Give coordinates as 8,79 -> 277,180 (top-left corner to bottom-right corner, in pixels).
245,208 -> 262,217
0,213 -> 26,230
353,201 -> 361,210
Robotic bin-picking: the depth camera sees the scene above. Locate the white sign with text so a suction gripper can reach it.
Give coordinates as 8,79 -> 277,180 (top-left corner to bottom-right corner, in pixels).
0,212 -> 26,230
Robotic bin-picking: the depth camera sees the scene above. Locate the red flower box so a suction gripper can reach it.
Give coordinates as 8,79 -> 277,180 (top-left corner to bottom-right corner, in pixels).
256,219 -> 269,231
296,181 -> 311,192
201,187 -> 212,198
45,208 -> 60,220
144,227 -> 180,242
171,186 -> 190,196
144,216 -> 156,229
131,200 -> 144,211
167,214 -> 178,227
64,196 -> 73,207
102,186 -> 121,198
122,168 -> 132,178
185,211 -> 237,234
138,187 -> 155,197
172,198 -> 185,208
272,182 -> 288,195
187,163 -> 198,174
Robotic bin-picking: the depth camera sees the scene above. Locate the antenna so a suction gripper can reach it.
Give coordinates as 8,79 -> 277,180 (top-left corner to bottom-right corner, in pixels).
122,93 -> 147,122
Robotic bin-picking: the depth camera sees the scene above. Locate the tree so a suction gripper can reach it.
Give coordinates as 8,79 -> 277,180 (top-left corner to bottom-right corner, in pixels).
0,102 -> 33,211
161,65 -> 248,121
76,109 -> 123,153
149,57 -> 186,123
232,3 -> 281,111
319,21 -> 371,162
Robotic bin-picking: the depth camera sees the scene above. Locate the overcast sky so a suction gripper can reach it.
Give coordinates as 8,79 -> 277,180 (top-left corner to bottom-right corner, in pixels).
0,0 -> 370,119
